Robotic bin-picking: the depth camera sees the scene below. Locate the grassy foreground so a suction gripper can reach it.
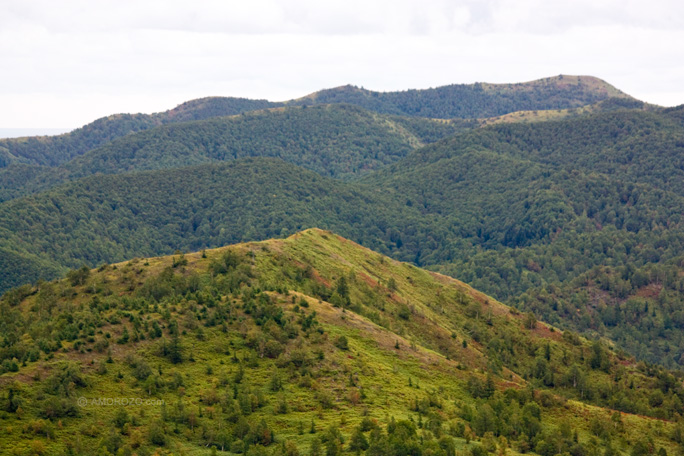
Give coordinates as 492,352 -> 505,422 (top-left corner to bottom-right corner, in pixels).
1,229 -> 683,456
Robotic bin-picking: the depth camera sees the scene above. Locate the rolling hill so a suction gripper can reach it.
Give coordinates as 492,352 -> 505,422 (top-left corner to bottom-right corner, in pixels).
4,104 -> 684,371
1,229 -> 682,456
361,107 -> 684,368
0,94 -> 644,204
0,158 -> 421,291
0,98 -> 278,168
290,75 -> 632,119
0,104 -> 471,202
5,76 -> 684,374
0,75 -> 629,171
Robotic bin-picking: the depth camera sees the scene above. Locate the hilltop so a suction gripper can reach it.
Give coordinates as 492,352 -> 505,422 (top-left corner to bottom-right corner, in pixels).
5,76 -> 684,374
0,75 -> 630,170
290,75 -> 632,119
1,229 -> 683,456
0,98 -> 277,169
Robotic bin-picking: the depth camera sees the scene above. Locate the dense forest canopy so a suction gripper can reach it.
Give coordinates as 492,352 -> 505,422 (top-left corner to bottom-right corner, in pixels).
290,75 -> 630,118
0,74 -> 624,169
0,98 -> 278,168
0,104 -> 471,202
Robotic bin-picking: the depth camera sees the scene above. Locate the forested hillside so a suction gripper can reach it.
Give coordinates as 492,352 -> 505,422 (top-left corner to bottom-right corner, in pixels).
364,108 -> 684,368
2,229 -> 683,456
0,158 -> 419,291
291,75 -> 630,118
0,104 -> 470,202
0,98 -> 278,168
0,75 -> 623,171
6,77 -> 684,373
5,105 -> 684,370
0,114 -> 160,167
58,104 -> 469,181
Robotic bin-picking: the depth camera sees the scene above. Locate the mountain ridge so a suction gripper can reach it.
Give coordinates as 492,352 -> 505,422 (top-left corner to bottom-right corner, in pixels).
3,105 -> 684,371
6,76 -> 684,375
289,75 -> 633,119
0,103 -> 471,202
0,93 -> 653,204
0,74 -> 635,169
1,228 -> 682,455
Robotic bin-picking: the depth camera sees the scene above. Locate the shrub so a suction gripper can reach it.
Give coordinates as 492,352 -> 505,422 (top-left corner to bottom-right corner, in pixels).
334,335 -> 349,351
67,266 -> 90,286
148,420 -> 167,446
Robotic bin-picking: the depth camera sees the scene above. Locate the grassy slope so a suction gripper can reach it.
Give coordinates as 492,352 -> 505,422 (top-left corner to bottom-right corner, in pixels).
480,75 -> 629,99
477,97 -> 652,127
0,229 -> 682,456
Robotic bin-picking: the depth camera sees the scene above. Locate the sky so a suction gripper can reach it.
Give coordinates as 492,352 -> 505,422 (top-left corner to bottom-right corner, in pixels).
1,0 -> 684,130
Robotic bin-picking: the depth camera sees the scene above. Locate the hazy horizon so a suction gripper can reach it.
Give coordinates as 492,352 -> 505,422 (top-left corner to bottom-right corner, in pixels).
0,128 -> 72,138
2,0 -> 683,129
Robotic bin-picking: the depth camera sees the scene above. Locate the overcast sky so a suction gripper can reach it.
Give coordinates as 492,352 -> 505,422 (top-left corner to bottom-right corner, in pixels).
2,0 -> 684,129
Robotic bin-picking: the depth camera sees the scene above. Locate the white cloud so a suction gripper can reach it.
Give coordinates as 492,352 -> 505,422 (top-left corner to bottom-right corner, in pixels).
1,0 -> 684,127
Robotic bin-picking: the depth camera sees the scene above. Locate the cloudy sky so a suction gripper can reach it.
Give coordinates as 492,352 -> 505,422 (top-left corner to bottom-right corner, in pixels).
2,0 -> 683,130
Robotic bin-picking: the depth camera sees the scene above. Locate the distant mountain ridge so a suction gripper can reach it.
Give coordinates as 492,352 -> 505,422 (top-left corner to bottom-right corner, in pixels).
0,98 -> 277,168
0,74 -> 632,169
290,75 -> 632,118
0,104 -> 472,201
0,128 -> 71,138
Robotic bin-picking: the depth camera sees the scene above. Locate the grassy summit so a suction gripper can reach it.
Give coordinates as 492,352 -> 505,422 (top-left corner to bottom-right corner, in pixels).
1,229 -> 682,455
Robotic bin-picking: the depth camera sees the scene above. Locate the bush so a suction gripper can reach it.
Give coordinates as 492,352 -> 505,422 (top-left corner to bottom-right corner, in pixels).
39,397 -> 79,419
67,266 -> 90,286
231,440 -> 245,454
44,362 -> 87,397
264,340 -> 285,359
315,390 -> 335,409
334,335 -> 349,351
132,359 -> 152,381
398,304 -> 411,320
471,445 -> 489,456
148,420 -> 167,446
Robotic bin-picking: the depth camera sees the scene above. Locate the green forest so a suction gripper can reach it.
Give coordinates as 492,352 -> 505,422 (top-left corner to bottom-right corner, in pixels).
0,104 -> 470,202
3,73 -> 684,421
0,74 -> 622,169
3,105 -> 684,366
289,75 -> 630,119
0,98 -> 278,168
